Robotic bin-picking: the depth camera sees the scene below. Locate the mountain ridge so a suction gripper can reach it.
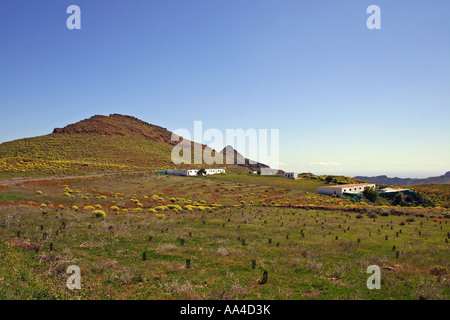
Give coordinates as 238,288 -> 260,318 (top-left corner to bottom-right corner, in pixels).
355,172 -> 450,186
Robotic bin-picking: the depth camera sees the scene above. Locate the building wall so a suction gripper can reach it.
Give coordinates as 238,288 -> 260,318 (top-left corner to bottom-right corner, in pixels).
342,184 -> 376,194
317,186 -> 345,196
317,184 -> 376,196
284,172 -> 298,179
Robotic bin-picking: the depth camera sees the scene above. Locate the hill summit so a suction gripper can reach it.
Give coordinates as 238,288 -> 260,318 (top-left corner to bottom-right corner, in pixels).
52,114 -> 178,145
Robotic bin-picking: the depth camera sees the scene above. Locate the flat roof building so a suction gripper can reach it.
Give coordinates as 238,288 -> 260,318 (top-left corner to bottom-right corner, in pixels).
317,183 -> 376,196
284,172 -> 299,179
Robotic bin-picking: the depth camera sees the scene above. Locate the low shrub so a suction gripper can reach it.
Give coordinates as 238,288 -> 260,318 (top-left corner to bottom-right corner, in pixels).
429,266 -> 447,276
93,210 -> 106,218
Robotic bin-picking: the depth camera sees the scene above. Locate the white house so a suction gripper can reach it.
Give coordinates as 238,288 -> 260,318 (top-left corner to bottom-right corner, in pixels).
317,183 -> 376,196
284,172 -> 299,179
166,168 -> 225,176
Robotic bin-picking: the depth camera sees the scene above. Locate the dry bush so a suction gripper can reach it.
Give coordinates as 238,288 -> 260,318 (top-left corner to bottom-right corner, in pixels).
106,267 -> 135,285
411,278 -> 445,300
216,247 -> 230,256
79,239 -> 106,249
159,261 -> 185,272
288,257 -> 303,268
39,248 -> 77,278
336,241 -> 356,253
355,255 -> 388,270
93,259 -> 118,273
306,259 -> 323,272
429,266 -> 448,276
227,282 -> 248,299
206,281 -> 248,300
156,243 -> 178,254
334,263 -> 349,276
160,279 -> 203,299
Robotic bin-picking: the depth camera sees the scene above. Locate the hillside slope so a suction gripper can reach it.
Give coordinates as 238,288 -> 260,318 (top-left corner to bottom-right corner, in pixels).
0,114 -> 269,177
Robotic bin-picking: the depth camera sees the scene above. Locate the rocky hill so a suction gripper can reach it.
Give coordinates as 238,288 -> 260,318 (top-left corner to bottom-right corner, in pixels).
0,114 -> 271,176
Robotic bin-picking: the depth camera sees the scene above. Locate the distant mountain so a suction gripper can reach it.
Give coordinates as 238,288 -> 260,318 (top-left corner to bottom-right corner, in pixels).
355,172 -> 450,186
221,145 -> 270,171
0,114 -> 272,174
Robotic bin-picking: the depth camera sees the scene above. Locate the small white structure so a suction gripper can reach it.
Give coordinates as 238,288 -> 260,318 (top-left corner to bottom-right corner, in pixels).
284,172 -> 299,179
167,168 -> 225,176
205,168 -> 226,175
317,183 -> 376,196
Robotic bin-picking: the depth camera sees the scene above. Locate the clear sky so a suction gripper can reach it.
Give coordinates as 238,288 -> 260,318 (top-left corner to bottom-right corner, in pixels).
1,0 -> 449,178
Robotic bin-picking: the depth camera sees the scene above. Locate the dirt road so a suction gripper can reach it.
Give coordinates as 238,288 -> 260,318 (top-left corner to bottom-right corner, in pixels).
0,171 -> 152,186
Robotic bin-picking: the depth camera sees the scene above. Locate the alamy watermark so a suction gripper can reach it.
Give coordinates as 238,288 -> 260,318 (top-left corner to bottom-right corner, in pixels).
366,265 -> 381,289
67,5 -> 81,30
170,121 -> 280,173
66,5 -> 381,31
367,5 -> 381,30
66,265 -> 81,290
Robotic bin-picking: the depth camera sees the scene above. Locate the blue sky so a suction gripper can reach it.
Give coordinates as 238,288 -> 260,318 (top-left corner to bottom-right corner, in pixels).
0,0 -> 449,178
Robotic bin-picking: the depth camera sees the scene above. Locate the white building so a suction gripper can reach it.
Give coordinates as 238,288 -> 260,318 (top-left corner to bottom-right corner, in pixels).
205,168 -> 226,175
284,172 -> 299,179
317,183 -> 376,196
167,168 -> 225,176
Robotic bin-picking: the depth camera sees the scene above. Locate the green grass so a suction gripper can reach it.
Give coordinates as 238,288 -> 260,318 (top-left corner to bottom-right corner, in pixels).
0,191 -> 23,201
204,173 -> 327,193
0,173 -> 448,300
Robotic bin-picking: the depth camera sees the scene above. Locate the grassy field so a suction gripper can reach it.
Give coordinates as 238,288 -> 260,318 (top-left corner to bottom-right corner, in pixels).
0,173 -> 448,300
204,173 -> 327,193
